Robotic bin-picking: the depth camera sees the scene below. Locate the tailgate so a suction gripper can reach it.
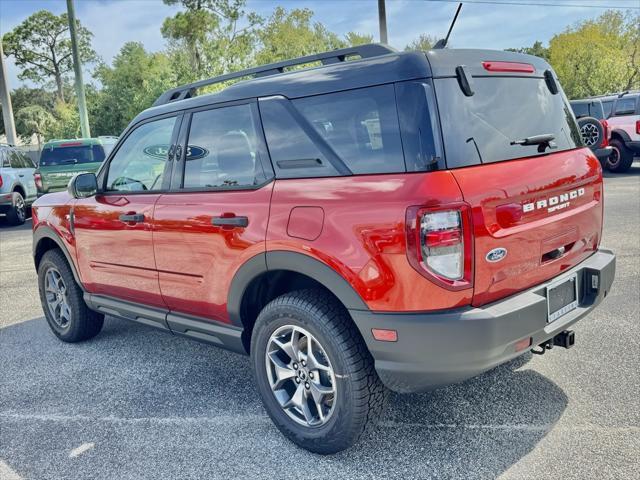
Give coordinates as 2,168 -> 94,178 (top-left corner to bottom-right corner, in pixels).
452,148 -> 603,306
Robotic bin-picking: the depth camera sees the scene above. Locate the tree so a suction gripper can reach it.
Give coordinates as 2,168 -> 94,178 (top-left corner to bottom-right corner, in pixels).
405,34 -> 437,52
255,7 -> 346,66
91,42 -> 176,135
506,40 -> 550,61
15,106 -> 56,148
2,10 -> 97,102
1,87 -> 58,136
162,0 -> 261,82
345,32 -> 374,47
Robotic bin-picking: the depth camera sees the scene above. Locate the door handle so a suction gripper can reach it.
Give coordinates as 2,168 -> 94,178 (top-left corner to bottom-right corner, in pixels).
212,215 -> 249,227
119,213 -> 145,223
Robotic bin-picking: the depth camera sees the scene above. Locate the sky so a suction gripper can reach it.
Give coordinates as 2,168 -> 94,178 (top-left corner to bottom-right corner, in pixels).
0,0 -> 638,90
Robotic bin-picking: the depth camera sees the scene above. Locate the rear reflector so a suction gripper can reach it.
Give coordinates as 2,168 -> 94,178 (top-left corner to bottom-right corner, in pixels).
482,61 -> 535,73
372,328 -> 398,342
515,337 -> 532,352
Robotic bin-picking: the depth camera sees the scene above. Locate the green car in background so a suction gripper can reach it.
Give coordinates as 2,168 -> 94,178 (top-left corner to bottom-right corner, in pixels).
34,137 -> 118,196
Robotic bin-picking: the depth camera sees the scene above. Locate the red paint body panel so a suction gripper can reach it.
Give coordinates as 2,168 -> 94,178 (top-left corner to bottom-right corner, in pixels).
152,185 -> 273,323
74,194 -> 165,307
268,172 -> 472,311
451,148 -> 603,306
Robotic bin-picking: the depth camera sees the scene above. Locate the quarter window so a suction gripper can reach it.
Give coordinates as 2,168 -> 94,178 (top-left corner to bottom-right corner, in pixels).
106,116 -> 177,192
293,85 -> 405,175
183,103 -> 269,189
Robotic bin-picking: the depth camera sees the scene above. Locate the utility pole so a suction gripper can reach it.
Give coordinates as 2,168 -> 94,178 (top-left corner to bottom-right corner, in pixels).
0,37 -> 18,146
66,0 -> 90,138
378,0 -> 388,44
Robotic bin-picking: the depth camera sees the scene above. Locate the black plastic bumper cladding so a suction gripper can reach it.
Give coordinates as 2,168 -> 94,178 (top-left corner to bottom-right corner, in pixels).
350,249 -> 615,393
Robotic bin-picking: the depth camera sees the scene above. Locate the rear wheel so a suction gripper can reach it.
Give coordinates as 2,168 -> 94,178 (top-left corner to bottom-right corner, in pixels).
5,192 -> 26,226
37,249 -> 104,342
251,289 -> 386,454
607,138 -> 634,173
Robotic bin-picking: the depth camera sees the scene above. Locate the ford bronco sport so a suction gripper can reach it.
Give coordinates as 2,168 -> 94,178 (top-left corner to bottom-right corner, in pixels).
32,44 -> 616,454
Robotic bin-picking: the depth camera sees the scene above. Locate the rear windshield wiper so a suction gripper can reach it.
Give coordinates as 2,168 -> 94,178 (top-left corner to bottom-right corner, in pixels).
510,134 -> 557,153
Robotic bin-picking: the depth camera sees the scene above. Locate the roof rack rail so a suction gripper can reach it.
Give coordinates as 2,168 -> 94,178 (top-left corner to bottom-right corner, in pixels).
152,43 -> 397,107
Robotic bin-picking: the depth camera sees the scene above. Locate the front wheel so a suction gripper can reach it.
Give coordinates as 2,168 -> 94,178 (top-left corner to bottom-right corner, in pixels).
37,249 -> 104,342
251,289 -> 386,454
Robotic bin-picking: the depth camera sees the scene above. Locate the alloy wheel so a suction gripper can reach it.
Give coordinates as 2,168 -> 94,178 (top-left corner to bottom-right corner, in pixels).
265,325 -> 336,427
15,196 -> 25,223
607,146 -> 621,169
44,267 -> 71,329
580,123 -> 600,147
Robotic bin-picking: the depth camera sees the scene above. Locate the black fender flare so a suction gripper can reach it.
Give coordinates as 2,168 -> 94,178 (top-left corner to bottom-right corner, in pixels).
33,225 -> 84,289
227,251 -> 369,328
610,128 -> 632,144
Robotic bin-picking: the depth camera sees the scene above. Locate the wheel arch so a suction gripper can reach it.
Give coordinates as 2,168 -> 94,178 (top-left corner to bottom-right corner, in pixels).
610,129 -> 631,144
33,226 -> 84,289
12,184 -> 26,199
228,251 -> 369,353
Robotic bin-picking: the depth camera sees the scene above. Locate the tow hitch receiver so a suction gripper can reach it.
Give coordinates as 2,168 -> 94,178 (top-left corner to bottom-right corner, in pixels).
532,330 -> 575,355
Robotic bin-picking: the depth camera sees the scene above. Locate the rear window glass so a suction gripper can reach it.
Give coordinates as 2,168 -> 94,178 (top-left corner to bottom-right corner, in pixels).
40,144 -> 106,166
570,101 -> 604,120
292,85 -> 405,175
602,100 -> 614,118
434,76 -> 582,168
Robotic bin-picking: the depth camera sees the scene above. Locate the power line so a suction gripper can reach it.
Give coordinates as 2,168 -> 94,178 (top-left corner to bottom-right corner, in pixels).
423,0 -> 640,9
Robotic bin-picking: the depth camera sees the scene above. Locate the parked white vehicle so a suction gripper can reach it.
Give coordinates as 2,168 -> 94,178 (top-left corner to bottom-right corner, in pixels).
0,144 -> 37,225
605,92 -> 640,172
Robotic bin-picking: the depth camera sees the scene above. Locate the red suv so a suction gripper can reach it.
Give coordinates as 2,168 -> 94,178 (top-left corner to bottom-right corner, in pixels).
32,45 -> 615,454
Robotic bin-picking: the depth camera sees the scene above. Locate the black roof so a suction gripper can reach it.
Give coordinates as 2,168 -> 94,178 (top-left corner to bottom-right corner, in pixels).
131,44 -> 552,126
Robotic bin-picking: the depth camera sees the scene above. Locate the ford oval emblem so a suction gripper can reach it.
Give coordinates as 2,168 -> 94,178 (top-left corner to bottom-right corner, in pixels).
486,248 -> 507,263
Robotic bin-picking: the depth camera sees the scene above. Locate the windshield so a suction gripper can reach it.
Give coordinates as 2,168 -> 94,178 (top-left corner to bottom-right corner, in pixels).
40,144 -> 106,166
434,76 -> 582,168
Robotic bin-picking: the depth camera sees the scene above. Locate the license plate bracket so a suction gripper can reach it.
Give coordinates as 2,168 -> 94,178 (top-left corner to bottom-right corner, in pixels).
547,274 -> 579,323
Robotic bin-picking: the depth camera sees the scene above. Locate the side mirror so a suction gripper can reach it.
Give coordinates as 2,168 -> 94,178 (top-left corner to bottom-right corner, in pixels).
68,173 -> 98,199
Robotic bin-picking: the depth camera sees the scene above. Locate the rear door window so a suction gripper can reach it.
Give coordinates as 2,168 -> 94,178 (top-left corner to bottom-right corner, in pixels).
182,103 -> 270,189
434,76 -> 582,168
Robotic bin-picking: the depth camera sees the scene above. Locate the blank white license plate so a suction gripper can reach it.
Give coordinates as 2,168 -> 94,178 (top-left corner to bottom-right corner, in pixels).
547,274 -> 579,323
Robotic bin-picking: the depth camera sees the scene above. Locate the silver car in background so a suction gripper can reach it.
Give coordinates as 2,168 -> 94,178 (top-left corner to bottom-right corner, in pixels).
0,144 -> 37,225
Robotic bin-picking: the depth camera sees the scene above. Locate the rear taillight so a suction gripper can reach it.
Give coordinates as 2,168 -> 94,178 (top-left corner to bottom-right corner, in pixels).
34,173 -> 43,190
600,119 -> 609,147
0,174 -> 3,188
636,120 -> 640,135
406,204 -> 473,290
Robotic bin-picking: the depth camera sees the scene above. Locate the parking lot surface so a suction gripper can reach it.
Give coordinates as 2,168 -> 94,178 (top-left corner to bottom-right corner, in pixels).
1,166 -> 638,479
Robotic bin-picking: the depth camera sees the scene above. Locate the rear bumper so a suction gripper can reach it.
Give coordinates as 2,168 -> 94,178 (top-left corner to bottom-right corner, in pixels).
0,192 -> 13,207
350,249 -> 616,393
593,146 -> 612,161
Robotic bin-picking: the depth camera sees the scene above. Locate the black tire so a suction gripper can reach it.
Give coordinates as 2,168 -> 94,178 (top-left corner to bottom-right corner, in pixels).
577,116 -> 604,149
251,289 -> 386,454
37,249 -> 104,342
607,138 -> 634,173
5,191 -> 26,226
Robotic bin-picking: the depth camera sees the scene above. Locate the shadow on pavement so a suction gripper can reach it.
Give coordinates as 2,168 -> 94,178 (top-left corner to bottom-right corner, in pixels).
0,316 -> 566,480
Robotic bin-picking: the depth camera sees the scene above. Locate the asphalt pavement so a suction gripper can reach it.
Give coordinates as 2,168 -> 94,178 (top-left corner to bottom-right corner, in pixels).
1,165 -> 638,479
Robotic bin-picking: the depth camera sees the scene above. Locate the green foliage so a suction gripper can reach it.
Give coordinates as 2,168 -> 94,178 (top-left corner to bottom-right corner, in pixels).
162,0 -> 260,83
90,42 -> 176,135
15,105 -> 56,146
506,40 -> 550,61
255,7 -> 344,66
2,10 -> 97,102
405,34 -> 437,52
345,32 -> 375,47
